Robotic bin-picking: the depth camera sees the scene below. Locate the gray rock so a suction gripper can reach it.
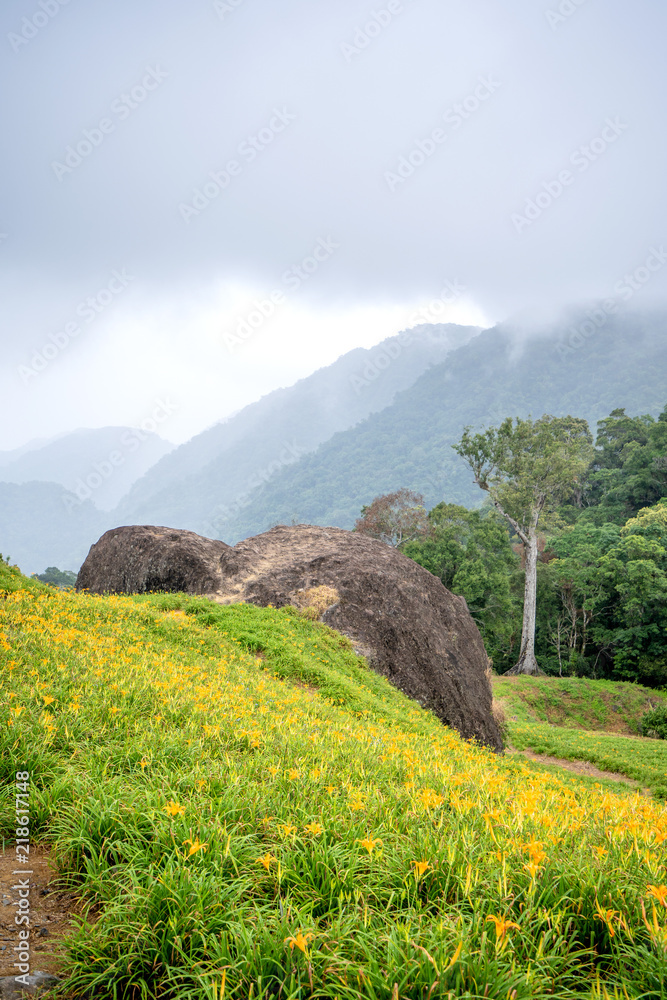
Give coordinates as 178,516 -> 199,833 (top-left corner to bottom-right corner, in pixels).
0,972 -> 59,998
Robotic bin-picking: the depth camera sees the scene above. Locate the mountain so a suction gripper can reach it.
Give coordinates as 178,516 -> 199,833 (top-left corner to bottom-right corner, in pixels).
0,481 -> 107,575
0,426 -> 174,511
113,323 -> 480,533
213,308 -> 667,542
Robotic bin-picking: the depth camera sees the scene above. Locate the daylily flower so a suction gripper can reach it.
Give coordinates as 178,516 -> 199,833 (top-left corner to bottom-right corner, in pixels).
285,930 -> 314,954
257,852 -> 276,870
486,914 -> 520,944
164,800 -> 186,818
412,860 -> 430,879
183,838 -> 208,857
357,836 -> 382,855
647,884 -> 667,908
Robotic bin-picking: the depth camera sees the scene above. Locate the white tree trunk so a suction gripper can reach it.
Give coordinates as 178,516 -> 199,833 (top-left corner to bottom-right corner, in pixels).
507,528 -> 542,675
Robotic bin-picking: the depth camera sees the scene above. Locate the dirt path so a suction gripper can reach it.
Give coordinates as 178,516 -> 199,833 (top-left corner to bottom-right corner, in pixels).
0,846 -> 81,980
507,748 -> 646,790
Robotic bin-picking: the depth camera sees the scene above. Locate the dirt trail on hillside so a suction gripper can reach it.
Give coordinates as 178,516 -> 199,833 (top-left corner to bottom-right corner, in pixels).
508,748 -> 646,790
0,846 -> 83,980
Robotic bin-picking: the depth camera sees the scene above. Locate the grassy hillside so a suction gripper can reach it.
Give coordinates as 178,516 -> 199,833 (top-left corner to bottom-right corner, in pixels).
494,675 -> 667,733
217,309 -> 667,542
1,565 -> 666,999
495,676 -> 667,798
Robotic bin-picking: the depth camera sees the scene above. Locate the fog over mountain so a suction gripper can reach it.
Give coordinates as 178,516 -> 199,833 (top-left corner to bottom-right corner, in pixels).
1,0 -> 666,453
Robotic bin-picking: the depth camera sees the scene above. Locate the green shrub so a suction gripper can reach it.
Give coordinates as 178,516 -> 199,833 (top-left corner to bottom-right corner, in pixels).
641,703 -> 667,739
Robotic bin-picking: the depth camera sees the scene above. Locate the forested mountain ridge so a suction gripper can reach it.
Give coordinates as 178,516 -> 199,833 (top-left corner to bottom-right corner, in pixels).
113,323 -> 480,532
214,308 -> 667,543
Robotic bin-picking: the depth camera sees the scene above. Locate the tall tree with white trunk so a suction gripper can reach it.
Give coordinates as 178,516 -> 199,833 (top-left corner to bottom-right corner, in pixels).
453,415 -> 593,675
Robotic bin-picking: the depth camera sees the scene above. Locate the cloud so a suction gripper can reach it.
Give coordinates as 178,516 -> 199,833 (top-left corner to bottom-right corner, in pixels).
0,0 -> 665,447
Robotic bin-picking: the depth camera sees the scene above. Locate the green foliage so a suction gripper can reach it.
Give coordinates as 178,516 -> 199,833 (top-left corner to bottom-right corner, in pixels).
580,405 -> 667,524
453,414 -> 594,535
641,704 -> 667,740
34,566 -> 78,588
402,504 -> 521,671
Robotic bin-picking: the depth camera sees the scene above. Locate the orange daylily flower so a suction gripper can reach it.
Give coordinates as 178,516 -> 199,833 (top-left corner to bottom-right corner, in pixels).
357,837 -> 382,855
285,930 -> 314,954
647,884 -> 667,908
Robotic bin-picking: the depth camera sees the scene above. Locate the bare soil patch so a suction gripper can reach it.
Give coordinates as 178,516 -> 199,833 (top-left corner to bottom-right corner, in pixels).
508,747 -> 645,789
0,846 -> 80,978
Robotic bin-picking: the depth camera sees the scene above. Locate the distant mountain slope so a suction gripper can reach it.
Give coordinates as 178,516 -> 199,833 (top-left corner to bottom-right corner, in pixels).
0,481 -> 108,575
0,427 -> 174,510
114,324 -> 480,531
216,309 -> 667,542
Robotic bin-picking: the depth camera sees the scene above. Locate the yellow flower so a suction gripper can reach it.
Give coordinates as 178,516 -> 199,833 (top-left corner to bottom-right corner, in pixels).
310,768 -> 321,780
285,930 -> 314,954
164,800 -> 186,818
591,846 -> 607,860
647,884 -> 667,908
486,914 -> 520,944
139,758 -> 148,770
268,766 -> 279,777
357,836 -> 382,855
257,852 -> 276,870
412,860 -> 430,879
42,695 -> 55,706
280,824 -> 297,838
326,785 -> 336,794
349,797 -> 364,811
183,838 -> 208,857
288,768 -> 300,780
523,861 -> 541,880
305,822 -> 323,836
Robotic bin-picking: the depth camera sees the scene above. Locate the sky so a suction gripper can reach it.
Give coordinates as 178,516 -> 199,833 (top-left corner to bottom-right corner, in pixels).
1,0 -> 666,450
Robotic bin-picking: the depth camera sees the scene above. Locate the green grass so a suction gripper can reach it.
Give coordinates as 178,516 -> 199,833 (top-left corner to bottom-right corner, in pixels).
508,722 -> 667,800
494,674 -> 667,734
1,571 -> 667,999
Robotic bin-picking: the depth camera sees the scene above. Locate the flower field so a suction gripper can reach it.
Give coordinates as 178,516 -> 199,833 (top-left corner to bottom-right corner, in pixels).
1,569 -> 666,999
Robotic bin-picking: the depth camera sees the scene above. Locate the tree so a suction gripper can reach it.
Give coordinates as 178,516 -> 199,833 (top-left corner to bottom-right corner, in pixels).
588,498 -> 667,686
354,489 -> 429,546
402,503 -> 520,671
453,415 -> 594,675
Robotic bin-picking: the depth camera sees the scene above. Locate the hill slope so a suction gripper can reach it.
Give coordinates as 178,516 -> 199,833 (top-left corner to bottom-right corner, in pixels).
0,427 -> 174,511
1,565 -> 666,998
218,308 -> 667,541
114,324 -> 479,533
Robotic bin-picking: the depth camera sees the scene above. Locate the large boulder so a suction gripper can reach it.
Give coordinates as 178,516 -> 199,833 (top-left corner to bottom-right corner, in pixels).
77,524 -> 502,751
